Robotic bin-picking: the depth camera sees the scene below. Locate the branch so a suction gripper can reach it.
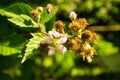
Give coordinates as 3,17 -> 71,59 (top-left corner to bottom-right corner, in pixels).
88,25 -> 120,31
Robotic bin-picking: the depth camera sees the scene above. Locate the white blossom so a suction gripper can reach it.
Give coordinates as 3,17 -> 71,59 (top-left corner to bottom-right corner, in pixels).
59,36 -> 67,44
48,31 -> 60,39
43,31 -> 67,55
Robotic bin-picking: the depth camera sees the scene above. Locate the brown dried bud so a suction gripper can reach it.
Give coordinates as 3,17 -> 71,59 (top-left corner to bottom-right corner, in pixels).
81,30 -> 99,43
69,21 -> 80,31
31,9 -> 40,18
81,30 -> 92,40
92,32 -> 99,43
69,18 -> 89,36
77,18 -> 89,30
80,47 -> 96,62
54,20 -> 65,33
66,37 -> 81,51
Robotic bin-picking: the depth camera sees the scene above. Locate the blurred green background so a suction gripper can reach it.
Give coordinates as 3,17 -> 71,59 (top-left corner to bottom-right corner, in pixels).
0,0 -> 120,80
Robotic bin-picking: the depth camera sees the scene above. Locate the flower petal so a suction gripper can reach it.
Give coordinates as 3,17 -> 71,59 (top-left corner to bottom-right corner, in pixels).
58,45 -> 67,54
43,36 -> 52,44
48,31 -> 60,39
59,37 -> 67,44
53,31 -> 60,38
48,31 -> 53,38
48,48 -> 55,56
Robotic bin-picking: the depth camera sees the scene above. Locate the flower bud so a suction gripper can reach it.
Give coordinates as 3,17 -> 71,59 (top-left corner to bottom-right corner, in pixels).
47,3 -> 53,13
37,6 -> 43,12
69,11 -> 77,20
66,37 -> 81,51
77,18 -> 89,30
81,30 -> 91,40
82,30 -> 99,43
54,20 -> 65,33
31,9 -> 40,18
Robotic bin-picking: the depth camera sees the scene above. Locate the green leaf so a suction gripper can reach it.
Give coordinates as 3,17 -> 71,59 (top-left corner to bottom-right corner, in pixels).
8,14 -> 38,28
0,9 -> 18,17
0,33 -> 27,56
40,6 -> 58,24
6,3 -> 32,16
21,33 -> 45,63
45,15 -> 56,32
0,45 -> 20,56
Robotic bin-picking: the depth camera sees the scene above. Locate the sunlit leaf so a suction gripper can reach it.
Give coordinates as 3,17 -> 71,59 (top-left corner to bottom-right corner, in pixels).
0,9 -> 18,17
21,33 -> 45,63
0,33 -> 27,56
8,14 -> 38,28
0,45 -> 20,56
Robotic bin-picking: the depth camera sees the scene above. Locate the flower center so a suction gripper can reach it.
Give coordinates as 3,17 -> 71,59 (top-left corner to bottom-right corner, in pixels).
53,39 -> 60,47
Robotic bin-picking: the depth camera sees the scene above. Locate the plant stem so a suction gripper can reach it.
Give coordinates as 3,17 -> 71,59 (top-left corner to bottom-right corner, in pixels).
37,18 -> 49,36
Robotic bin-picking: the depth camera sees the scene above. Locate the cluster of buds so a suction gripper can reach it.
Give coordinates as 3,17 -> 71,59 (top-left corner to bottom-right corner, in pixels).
35,4 -> 99,62
30,3 -> 53,19
66,11 -> 99,62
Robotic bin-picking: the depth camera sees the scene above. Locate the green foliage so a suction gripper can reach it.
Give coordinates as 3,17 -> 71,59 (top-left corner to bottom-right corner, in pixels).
0,9 -> 18,17
0,4 -> 37,28
8,14 -> 38,28
0,3 -> 37,29
6,3 -> 32,16
45,15 -> 56,32
0,33 -> 27,56
0,45 -> 20,56
0,3 -> 32,17
21,33 -> 45,63
0,3 -> 59,63
40,6 -> 58,24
